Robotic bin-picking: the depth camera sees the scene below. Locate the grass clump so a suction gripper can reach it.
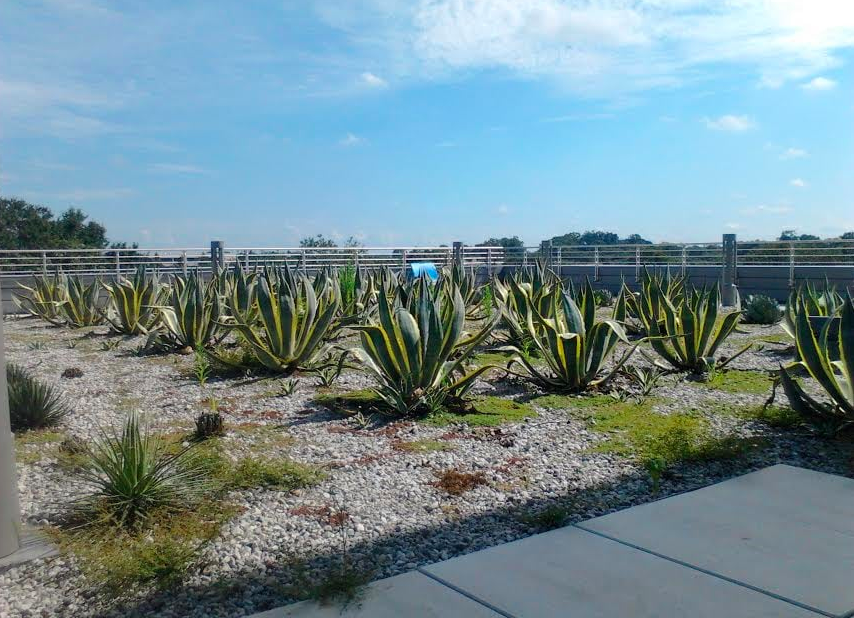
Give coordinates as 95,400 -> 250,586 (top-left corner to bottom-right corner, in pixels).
425,396 -> 537,427
305,564 -> 375,607
520,504 -> 571,531
229,456 -> 325,490
393,439 -> 454,453
696,370 -> 774,395
7,363 -> 71,432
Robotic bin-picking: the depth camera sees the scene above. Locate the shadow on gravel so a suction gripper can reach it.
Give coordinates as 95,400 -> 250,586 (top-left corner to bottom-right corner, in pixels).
92,435 -> 853,618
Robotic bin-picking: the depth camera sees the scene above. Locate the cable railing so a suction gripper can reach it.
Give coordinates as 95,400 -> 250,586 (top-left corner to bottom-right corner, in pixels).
0,238 -> 852,280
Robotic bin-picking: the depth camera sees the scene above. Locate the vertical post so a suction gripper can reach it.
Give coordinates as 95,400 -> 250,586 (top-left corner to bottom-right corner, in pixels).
210,240 -> 224,277
722,233 -> 738,306
400,249 -> 408,274
788,242 -> 796,288
452,242 -> 463,268
300,249 -> 307,276
243,249 -> 249,270
681,244 -> 688,278
594,247 -> 600,282
0,282 -> 22,558
181,251 -> 188,277
486,247 -> 492,275
40,251 -> 47,275
114,251 -> 120,277
540,240 -> 552,268
634,246 -> 641,283
354,248 -> 360,270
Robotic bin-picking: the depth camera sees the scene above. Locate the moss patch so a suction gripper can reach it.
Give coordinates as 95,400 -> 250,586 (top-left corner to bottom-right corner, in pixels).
531,393 -> 613,411
393,439 -> 454,453
695,370 -> 774,395
425,397 -> 537,427
716,404 -> 803,429
15,430 -> 65,464
229,456 -> 326,490
15,430 -> 64,446
468,351 -> 514,370
314,389 -> 382,415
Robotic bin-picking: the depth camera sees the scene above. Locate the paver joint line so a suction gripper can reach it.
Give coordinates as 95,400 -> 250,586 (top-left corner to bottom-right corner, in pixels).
573,524 -> 835,618
415,567 -> 519,618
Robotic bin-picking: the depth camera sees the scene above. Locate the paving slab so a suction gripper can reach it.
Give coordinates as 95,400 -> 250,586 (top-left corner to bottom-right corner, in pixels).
0,528 -> 57,572
578,464 -> 854,617
421,525 -> 818,617
251,571 -> 505,618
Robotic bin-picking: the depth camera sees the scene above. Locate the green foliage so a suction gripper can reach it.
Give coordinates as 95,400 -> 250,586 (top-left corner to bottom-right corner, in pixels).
625,364 -> 666,398
73,413 -> 212,527
425,396 -> 537,426
779,295 -> 854,432
13,272 -> 67,325
353,278 -> 497,415
0,198 -> 113,249
157,271 -> 223,348
102,266 -> 164,335
742,294 -> 782,325
476,236 -> 524,249
194,412 -> 224,439
229,456 -> 326,490
699,370 -> 774,395
520,505 -> 571,531
193,347 -> 212,387
277,378 -> 298,396
479,283 -> 494,318
7,363 -> 71,432
219,267 -> 340,373
394,439 -> 454,452
782,282 -> 845,339
58,275 -> 104,327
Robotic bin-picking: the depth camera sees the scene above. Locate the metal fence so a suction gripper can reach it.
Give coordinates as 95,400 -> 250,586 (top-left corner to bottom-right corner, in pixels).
0,236 -> 853,279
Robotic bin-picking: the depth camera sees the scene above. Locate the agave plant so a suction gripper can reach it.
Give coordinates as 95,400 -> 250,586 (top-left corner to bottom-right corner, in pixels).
74,413 -> 212,527
782,281 -> 845,339
221,262 -> 259,324
218,268 -> 340,373
156,271 -> 224,348
7,363 -> 71,432
352,278 -> 498,415
642,283 -> 748,374
101,266 -> 164,335
504,281 -> 634,391
493,275 -> 557,348
441,263 -> 484,319
58,275 -> 104,328
622,268 -> 686,335
13,272 -> 67,325
778,295 -> 854,432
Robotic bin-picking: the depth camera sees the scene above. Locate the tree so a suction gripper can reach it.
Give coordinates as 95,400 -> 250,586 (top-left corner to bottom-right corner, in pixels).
841,232 -> 854,240
622,233 -> 652,245
779,229 -> 819,241
300,234 -> 337,248
0,197 -> 113,249
547,230 -> 651,246
477,236 -> 524,248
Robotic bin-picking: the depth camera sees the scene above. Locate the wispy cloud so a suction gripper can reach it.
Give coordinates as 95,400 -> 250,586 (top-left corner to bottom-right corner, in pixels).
790,178 -> 807,188
339,132 -> 364,147
801,76 -> 837,91
780,147 -> 808,160
149,163 -> 211,175
360,72 -> 387,88
21,187 -> 134,202
702,115 -> 755,132
542,112 -> 613,123
741,204 -> 794,215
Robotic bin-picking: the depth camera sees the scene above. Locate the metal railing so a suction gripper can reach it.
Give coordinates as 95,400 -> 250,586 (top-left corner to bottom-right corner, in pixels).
0,237 -> 852,279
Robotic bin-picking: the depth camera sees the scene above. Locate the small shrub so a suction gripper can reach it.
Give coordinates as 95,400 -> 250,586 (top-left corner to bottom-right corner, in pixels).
7,363 -> 71,432
593,289 -> 614,307
433,469 -> 487,495
194,412 -> 225,440
28,341 -> 47,351
193,347 -> 212,387
61,367 -> 84,379
743,294 -> 783,325
278,378 -> 298,397
74,413 -> 212,528
521,504 -> 570,531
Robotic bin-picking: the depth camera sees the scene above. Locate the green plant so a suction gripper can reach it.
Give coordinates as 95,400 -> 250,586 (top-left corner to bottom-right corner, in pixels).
229,456 -> 325,490
277,378 -> 297,396
13,272 -> 66,325
778,295 -> 854,432
313,351 -> 349,388
58,275 -> 104,327
7,363 -> 71,432
100,339 -> 121,351
625,365 -> 665,398
193,346 -> 212,387
593,288 -> 614,308
27,341 -> 46,350
218,267 -> 340,373
742,294 -> 782,325
505,281 -> 634,392
221,262 -> 259,323
782,281 -> 845,339
157,271 -> 224,349
101,266 -> 164,335
194,412 -> 225,439
644,455 -> 667,492
479,283 -> 494,319
74,413 -> 212,527
352,278 -> 497,415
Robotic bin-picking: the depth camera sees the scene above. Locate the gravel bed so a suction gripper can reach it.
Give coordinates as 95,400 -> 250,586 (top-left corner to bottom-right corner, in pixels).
1,315 -> 851,618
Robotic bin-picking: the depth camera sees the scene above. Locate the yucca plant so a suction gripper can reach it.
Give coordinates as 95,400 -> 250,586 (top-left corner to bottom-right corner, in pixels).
58,275 -> 104,327
7,363 -> 71,431
504,282 -> 634,391
352,278 -> 498,415
643,283 -> 748,374
13,271 -> 67,325
778,296 -> 854,432
218,268 -> 340,373
74,413 -> 212,528
101,266 -> 163,335
157,272 -> 224,349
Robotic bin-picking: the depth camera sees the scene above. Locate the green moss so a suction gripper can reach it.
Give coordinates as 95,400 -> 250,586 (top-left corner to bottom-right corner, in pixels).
15,430 -> 65,464
717,404 -> 803,429
394,439 -> 454,453
468,351 -> 514,370
532,393 -> 614,410
15,430 -> 64,446
424,396 -> 537,427
748,332 -> 792,345
314,389 -> 382,415
697,370 -> 774,395
229,456 -> 326,490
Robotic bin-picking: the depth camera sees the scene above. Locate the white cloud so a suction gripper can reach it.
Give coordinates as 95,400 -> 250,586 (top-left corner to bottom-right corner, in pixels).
21,187 -> 134,202
725,222 -> 742,230
149,163 -> 211,174
496,204 -> 510,215
801,76 -> 837,91
790,178 -> 807,188
360,72 -> 388,88
702,115 -> 755,132
339,132 -> 364,146
780,147 -> 808,160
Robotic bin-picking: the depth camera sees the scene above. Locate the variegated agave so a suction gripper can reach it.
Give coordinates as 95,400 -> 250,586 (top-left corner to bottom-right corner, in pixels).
782,281 -> 845,340
101,266 -> 164,335
352,278 -> 498,415
58,275 -> 103,327
13,271 -> 67,325
156,271 -> 224,348
221,262 -> 259,324
779,296 -> 854,432
219,268 -> 339,373
504,280 -> 634,391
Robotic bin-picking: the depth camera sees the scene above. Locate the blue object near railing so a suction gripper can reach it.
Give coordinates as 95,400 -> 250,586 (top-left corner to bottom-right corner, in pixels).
409,262 -> 439,281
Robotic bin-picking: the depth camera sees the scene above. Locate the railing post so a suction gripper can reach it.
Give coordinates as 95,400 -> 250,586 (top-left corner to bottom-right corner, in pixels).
788,242 -> 796,288
114,251 -> 120,277
300,249 -> 307,276
210,240 -> 224,277
400,249 -> 407,274
594,247 -> 600,282
40,251 -> 47,275
722,234 -> 738,306
540,240 -> 552,268
0,282 -> 23,559
681,244 -> 687,278
243,249 -> 250,270
354,248 -> 360,270
634,246 -> 641,283
181,251 -> 188,277
486,247 -> 492,275
452,242 -> 463,268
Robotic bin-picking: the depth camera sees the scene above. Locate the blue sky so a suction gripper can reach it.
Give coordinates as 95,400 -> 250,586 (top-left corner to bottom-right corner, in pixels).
1,0 -> 853,248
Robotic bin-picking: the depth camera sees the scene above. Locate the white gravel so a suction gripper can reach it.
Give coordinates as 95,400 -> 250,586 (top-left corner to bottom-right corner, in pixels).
0,315 -> 850,618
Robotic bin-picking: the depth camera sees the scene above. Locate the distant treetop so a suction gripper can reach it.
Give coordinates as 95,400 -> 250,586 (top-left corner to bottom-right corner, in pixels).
548,230 -> 652,246
299,234 -> 363,248
476,236 -> 524,248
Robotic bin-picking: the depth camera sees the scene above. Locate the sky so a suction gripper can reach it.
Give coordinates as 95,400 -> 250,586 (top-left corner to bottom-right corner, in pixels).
1,0 -> 853,248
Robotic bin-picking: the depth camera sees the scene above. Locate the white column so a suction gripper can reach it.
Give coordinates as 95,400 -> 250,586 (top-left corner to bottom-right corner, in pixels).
0,284 -> 22,558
